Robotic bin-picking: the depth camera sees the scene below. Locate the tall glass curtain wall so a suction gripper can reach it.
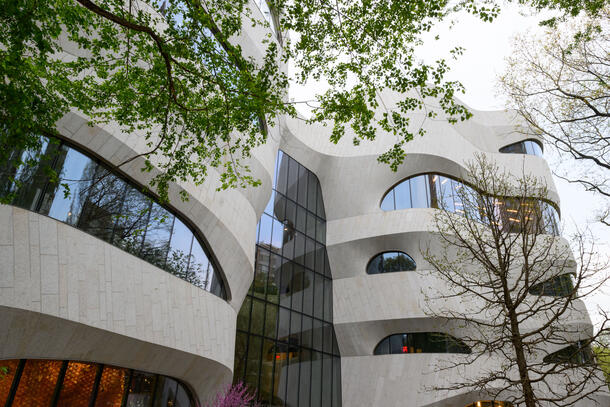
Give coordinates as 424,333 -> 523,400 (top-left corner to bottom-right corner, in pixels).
234,151 -> 342,406
0,136 -> 225,298
380,173 -> 560,236
0,359 -> 196,407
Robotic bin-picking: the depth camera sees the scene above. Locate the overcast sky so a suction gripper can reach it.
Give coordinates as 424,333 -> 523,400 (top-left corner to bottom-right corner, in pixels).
289,4 -> 610,329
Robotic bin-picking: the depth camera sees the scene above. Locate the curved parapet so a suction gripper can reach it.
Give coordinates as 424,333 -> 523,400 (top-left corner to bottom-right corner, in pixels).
54,111 -> 277,309
0,205 -> 235,403
276,93 -> 600,406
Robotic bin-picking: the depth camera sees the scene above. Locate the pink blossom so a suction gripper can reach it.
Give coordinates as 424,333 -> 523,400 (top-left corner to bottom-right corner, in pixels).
206,381 -> 261,407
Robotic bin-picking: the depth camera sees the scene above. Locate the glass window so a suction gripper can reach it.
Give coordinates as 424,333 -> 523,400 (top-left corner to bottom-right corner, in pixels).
380,189 -> 395,211
271,218 -> 285,253
0,360 -> 196,407
250,298 -> 266,336
94,366 -> 130,407
0,135 -> 227,299
42,146 -> 95,225
0,360 -> 20,406
259,339 -> 276,404
10,139 -> 58,212
297,164 -> 308,206
410,175 -> 429,208
286,157 -> 299,201
189,241 -> 212,290
174,383 -> 193,407
140,203 -> 173,269
373,337 -> 390,355
275,151 -> 288,195
438,176 -> 455,212
374,333 -> 471,355
543,341 -> 595,365
125,371 -> 155,407
279,261 -> 293,309
464,402 -> 515,407
78,167 -> 127,244
307,171 -> 318,213
529,274 -> 575,297
153,377 -> 178,407
298,348 -> 312,407
394,180 -> 411,209
322,353 -> 332,407
264,303 -> 278,338
380,173 -> 559,236
316,182 -> 326,219
12,359 -> 62,406
310,352 -> 322,407
500,140 -> 543,156
234,151 -> 340,405
57,361 -> 98,406
245,335 -> 262,390
296,205 -> 307,234
367,251 -> 416,274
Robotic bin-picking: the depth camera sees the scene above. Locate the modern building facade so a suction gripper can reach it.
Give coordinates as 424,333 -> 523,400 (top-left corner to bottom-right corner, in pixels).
0,1 -> 608,407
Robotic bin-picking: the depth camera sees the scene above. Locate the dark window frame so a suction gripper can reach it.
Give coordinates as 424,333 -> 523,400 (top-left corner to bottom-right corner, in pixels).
499,139 -> 544,156
0,133 -> 227,299
366,251 -> 417,275
373,332 -> 472,355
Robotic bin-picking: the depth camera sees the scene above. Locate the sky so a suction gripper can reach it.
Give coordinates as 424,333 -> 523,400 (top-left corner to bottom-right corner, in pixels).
289,4 -> 610,330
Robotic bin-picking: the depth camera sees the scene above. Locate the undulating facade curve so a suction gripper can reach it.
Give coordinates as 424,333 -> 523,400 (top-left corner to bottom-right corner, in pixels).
0,1 -> 608,407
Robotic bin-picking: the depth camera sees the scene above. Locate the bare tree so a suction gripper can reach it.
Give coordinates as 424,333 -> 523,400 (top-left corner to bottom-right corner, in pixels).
500,9 -> 609,223
420,154 -> 610,407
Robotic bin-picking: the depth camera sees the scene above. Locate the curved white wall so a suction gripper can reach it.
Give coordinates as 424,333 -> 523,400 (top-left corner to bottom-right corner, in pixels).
0,206 -> 235,399
277,92 -> 601,406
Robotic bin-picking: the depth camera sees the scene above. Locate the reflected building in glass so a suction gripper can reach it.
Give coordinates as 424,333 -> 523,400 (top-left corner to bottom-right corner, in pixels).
234,151 -> 341,406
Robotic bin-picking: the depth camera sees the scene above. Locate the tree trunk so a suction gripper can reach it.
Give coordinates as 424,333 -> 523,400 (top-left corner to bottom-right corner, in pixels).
508,309 -> 537,407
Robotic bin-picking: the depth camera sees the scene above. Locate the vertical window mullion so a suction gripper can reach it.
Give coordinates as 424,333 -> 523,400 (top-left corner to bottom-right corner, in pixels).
50,360 -> 69,407
120,369 -> 133,407
88,364 -> 104,407
136,200 -> 154,256
4,359 -> 25,407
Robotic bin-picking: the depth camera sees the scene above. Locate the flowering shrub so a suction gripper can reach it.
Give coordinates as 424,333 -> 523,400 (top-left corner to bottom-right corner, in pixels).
206,381 -> 260,407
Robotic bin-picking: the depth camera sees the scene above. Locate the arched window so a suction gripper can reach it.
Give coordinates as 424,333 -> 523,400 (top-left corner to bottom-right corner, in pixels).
464,402 -> 514,407
499,140 -> 543,156
366,251 -> 416,274
0,359 -> 197,407
380,173 -> 560,236
0,135 -> 226,299
529,274 -> 575,297
373,333 -> 471,355
543,341 -> 595,365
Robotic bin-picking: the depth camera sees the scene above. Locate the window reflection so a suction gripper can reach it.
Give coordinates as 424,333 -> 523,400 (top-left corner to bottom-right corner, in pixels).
380,173 -> 560,236
374,333 -> 471,355
0,135 -> 225,299
235,151 -> 341,406
499,140 -> 543,156
529,274 -> 575,297
366,251 -> 416,274
464,401 -> 514,407
543,341 -> 595,365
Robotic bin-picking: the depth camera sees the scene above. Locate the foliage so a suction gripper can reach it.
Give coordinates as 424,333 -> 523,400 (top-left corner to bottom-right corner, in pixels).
421,154 -> 610,407
594,346 -> 610,389
206,381 -> 260,407
1,0 -> 598,203
500,8 -> 609,222
0,366 -> 8,381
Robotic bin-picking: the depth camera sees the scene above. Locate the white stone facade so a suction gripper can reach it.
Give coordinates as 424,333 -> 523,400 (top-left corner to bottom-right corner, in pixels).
0,2 -> 607,406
